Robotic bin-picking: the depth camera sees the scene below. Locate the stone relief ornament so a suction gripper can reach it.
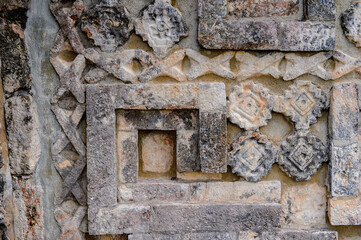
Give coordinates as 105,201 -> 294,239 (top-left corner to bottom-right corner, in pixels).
228,132 -> 277,182
342,1 -> 361,48
278,131 -> 328,181
135,0 -> 188,56
228,82 -> 273,131
275,81 -> 327,130
81,0 -> 133,52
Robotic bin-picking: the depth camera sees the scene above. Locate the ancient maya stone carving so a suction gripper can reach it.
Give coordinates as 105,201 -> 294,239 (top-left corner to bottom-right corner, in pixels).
276,81 -> 327,130
278,131 -> 328,181
332,50 -> 361,79
228,132 -> 277,182
198,0 -> 335,51
135,0 -> 188,57
228,82 -> 273,131
342,1 -> 361,48
81,0 -> 133,52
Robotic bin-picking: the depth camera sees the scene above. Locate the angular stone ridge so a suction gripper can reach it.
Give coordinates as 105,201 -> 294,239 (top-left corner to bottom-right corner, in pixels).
276,81 -> 327,130
278,130 -> 328,181
329,83 -> 360,198
135,0 -> 188,57
81,0 -> 133,52
342,2 -> 361,48
228,132 -> 277,182
228,82 -> 273,131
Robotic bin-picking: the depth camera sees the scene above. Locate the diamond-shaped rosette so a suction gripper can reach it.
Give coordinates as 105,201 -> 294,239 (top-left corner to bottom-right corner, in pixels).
278,130 -> 328,181
228,131 -> 277,182
277,81 -> 327,130
228,82 -> 273,131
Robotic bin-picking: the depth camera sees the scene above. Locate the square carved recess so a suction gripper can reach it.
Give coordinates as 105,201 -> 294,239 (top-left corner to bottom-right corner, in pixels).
198,0 -> 336,51
86,83 -> 231,234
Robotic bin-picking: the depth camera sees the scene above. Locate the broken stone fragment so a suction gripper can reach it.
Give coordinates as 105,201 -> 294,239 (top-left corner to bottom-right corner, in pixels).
81,0 -> 133,52
5,92 -> 40,176
135,0 -> 188,57
228,131 -> 277,182
342,1 -> 361,48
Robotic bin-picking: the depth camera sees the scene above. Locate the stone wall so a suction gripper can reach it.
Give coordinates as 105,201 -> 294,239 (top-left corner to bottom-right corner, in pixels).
0,0 -> 361,239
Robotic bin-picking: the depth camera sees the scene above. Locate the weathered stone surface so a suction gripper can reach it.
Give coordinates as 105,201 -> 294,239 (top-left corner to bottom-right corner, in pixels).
275,81 -> 327,130
328,193 -> 361,225
282,183 -> 327,229
228,0 -> 300,18
81,0 -> 133,52
278,131 -> 327,181
91,205 -> 151,235
235,52 -> 284,81
228,82 -> 273,130
54,201 -> 86,240
329,83 -> 359,198
150,203 -> 281,232
305,0 -> 336,21
5,92 -> 40,176
228,132 -> 277,182
198,18 -> 335,51
129,232 -> 238,240
0,0 -> 29,11
0,17 -> 31,94
139,50 -> 187,82
186,49 -> 235,80
332,50 -> 361,79
311,231 -> 338,240
283,52 -> 333,81
84,68 -> 109,83
117,130 -> 138,183
135,0 -> 188,56
199,112 -> 227,173
84,48 -> 156,83
342,2 -> 361,47
141,132 -> 174,174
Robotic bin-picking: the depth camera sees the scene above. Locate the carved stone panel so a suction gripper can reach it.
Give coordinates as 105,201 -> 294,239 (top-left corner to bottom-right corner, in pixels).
198,0 -> 335,51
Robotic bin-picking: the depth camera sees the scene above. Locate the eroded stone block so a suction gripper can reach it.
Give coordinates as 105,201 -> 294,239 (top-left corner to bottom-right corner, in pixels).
129,232 -> 238,240
305,0 -> 336,21
117,130 -> 138,183
328,195 -> 361,225
342,2 -> 361,47
329,83 -> 359,198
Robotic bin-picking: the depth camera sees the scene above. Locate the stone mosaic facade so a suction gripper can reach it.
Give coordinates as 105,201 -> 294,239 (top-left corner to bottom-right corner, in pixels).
1,0 -> 361,239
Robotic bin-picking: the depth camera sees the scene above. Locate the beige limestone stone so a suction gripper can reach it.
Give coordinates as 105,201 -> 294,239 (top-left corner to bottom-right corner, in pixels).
141,132 -> 175,174
281,183 -> 327,229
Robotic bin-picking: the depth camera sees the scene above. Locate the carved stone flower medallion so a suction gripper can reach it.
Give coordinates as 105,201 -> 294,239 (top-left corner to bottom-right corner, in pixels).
228,132 -> 277,182
278,131 -> 328,181
228,82 -> 273,131
81,0 -> 133,52
135,0 -> 188,56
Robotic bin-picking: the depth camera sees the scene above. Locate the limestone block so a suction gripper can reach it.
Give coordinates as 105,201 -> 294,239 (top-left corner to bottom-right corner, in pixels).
278,131 -> 327,181
227,0 -> 300,18
305,0 -> 336,21
117,130 -> 138,183
228,132 -> 277,182
135,0 -> 188,57
90,205 -> 151,235
81,0 -> 133,52
328,194 -> 361,225
332,50 -> 361,79
233,181 -> 281,203
342,2 -> 361,47
235,52 -> 284,81
150,203 -> 281,232
275,81 -> 327,130
282,183 -> 327,229
5,92 -> 40,176
228,82 -> 273,130
329,83 -> 359,198
129,232 -> 238,240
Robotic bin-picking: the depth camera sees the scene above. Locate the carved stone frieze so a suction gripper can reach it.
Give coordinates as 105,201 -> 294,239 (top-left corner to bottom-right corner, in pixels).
332,50 -> 361,79
135,0 -> 188,56
81,0 -> 133,52
275,81 -> 327,130
228,132 -> 277,182
235,52 -> 284,81
342,1 -> 361,47
228,82 -> 273,131
278,131 -> 327,181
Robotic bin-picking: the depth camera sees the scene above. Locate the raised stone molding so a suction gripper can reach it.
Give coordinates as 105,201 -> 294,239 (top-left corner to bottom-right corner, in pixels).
228,132 -> 277,182
332,50 -> 361,79
198,0 -> 335,51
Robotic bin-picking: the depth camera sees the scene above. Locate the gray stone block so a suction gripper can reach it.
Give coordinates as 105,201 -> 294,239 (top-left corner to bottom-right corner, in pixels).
117,130 -> 138,183
130,232 -> 238,240
329,83 -> 359,198
305,0 -> 336,21
150,203 -> 281,232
